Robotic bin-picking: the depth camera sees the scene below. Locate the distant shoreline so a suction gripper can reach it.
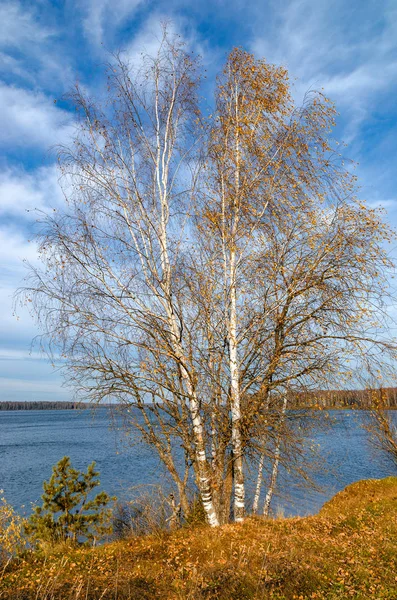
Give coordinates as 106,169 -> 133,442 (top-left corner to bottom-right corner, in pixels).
0,401 -> 90,411
1,400 -> 396,411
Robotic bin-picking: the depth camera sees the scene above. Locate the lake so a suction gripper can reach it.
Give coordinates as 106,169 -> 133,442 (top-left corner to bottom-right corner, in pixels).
0,409 -> 395,517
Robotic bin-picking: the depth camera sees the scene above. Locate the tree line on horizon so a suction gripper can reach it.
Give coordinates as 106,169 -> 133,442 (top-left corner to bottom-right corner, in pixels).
0,401 -> 84,411
2,387 -> 397,411
294,387 -> 397,409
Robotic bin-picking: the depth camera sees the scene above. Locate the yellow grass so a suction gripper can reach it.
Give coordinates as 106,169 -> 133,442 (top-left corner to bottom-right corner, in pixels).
1,477 -> 396,599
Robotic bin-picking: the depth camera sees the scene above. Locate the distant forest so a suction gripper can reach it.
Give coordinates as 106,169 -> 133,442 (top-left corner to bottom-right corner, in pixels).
1,388 -> 397,410
293,387 -> 397,409
0,401 -> 88,411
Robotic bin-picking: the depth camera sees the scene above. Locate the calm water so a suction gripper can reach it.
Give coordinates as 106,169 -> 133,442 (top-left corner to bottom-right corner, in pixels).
0,409 -> 395,517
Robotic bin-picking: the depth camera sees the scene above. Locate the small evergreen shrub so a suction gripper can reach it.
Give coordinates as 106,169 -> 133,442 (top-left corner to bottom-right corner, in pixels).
25,456 -> 114,546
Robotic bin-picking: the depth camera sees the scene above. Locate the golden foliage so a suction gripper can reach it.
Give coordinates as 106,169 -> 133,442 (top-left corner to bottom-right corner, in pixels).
0,491 -> 26,563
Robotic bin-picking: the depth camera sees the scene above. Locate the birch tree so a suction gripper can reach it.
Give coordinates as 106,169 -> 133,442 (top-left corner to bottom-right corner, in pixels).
201,48 -> 397,519
22,28 -> 219,527
21,33 -> 397,526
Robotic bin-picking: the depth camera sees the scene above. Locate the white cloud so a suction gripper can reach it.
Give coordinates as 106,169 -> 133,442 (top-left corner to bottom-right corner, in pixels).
367,199 -> 397,211
0,165 -> 63,219
0,1 -> 73,88
119,14 -> 215,107
119,16 -> 191,71
0,228 -> 39,345
0,84 -> 74,149
0,228 -> 38,267
0,282 -> 41,352
0,51 -> 27,79
121,16 -> 169,65
0,1 -> 53,49
0,164 -> 68,374
80,0 -> 143,47
250,0 -> 397,140
0,224 -> 42,350
0,348 -> 45,361
0,377 -> 67,395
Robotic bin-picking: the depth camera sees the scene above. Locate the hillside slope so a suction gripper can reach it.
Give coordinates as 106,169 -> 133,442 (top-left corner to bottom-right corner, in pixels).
1,477 -> 396,599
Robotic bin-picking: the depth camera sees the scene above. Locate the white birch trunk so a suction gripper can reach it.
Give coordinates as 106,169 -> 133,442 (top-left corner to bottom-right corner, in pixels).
164,301 -> 219,526
229,250 -> 245,522
263,445 -> 280,518
153,70 -> 219,527
229,80 -> 245,523
252,395 -> 272,514
186,382 -> 220,527
263,395 -> 287,518
252,453 -> 265,514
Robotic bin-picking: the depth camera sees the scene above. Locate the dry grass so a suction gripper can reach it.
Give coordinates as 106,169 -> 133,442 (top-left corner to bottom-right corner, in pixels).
1,477 -> 396,599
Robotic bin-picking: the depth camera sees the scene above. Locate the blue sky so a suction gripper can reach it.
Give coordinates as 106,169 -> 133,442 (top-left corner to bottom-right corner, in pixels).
1,0 -> 397,401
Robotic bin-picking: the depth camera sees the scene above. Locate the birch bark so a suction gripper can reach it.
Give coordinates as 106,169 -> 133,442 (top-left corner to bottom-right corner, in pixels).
252,453 -> 265,514
263,395 -> 287,517
228,79 -> 245,522
153,64 -> 219,527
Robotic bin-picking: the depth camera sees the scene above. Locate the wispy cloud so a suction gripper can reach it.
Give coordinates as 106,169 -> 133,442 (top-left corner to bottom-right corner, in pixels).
0,0 -> 74,89
251,0 -> 397,143
0,228 -> 38,267
0,377 -> 68,401
0,1 -> 53,49
0,227 -> 40,350
0,165 -> 63,219
367,199 -> 397,211
0,378 -> 63,392
0,349 -> 46,362
79,0 -> 143,48
0,84 -> 74,149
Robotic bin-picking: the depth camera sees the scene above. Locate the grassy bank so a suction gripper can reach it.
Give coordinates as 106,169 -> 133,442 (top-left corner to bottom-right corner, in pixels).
1,477 -> 396,599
